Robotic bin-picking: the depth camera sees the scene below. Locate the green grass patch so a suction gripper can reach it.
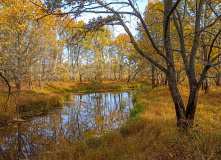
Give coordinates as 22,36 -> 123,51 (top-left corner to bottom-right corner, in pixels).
129,103 -> 144,118
61,90 -> 72,101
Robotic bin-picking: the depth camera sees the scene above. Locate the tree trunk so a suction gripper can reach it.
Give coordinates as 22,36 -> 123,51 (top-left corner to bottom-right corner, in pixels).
204,77 -> 210,93
79,74 -> 82,84
127,76 -> 131,83
176,71 -> 181,84
29,66 -> 33,90
167,72 -> 187,127
185,86 -> 199,127
164,76 -> 168,85
114,67 -> 117,80
215,48 -> 221,85
16,56 -> 22,95
118,65 -> 122,80
163,0 -> 188,128
127,63 -> 131,83
151,64 -> 156,89
215,73 -> 220,86
16,79 -> 21,95
201,10 -> 210,93
156,68 -> 160,87
109,64 -> 112,81
69,46 -> 75,80
132,71 -> 138,80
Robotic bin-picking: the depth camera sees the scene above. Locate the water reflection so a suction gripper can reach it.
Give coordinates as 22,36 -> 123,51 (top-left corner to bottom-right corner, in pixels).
0,91 -> 133,159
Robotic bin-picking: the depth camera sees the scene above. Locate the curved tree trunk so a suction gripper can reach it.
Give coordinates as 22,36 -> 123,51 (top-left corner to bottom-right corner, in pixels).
94,0 -> 212,130
167,69 -> 187,127
185,86 -> 199,127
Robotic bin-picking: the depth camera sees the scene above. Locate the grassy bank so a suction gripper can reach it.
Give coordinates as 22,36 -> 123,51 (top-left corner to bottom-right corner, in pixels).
17,92 -> 64,117
42,81 -> 147,93
0,81 -> 147,125
36,84 -> 221,160
0,91 -> 64,124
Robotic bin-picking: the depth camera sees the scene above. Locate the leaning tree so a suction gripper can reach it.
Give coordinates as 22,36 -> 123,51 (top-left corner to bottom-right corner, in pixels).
35,0 -> 221,128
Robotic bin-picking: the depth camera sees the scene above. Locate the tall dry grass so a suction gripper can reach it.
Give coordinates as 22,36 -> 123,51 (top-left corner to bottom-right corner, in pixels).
37,84 -> 221,160
0,91 -> 64,124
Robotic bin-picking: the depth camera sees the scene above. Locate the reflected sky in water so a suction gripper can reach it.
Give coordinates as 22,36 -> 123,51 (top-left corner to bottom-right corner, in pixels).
0,91 -> 133,159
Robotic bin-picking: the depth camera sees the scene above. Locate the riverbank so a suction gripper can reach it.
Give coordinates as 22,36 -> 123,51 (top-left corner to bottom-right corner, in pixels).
0,81 -> 147,125
36,84 -> 221,160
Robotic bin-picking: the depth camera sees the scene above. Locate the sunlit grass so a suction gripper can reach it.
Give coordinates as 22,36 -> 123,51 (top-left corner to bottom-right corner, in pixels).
42,81 -> 148,92
36,83 -> 221,160
17,92 -> 64,117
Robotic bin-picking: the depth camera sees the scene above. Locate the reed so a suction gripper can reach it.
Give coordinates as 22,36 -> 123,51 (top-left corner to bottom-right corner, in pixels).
17,92 -> 64,117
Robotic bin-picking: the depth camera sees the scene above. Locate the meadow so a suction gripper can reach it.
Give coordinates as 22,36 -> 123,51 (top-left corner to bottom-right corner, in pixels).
34,83 -> 221,160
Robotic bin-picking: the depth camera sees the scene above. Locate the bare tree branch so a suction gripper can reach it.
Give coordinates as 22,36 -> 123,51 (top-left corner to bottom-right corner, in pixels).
0,72 -> 13,108
205,0 -> 219,17
95,0 -> 167,73
208,29 -> 221,62
127,0 -> 168,61
200,16 -> 221,33
164,0 -> 181,35
189,0 -> 205,82
173,9 -> 190,77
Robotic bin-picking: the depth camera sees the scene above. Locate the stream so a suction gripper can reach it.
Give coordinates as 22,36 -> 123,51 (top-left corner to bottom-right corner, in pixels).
0,91 -> 134,159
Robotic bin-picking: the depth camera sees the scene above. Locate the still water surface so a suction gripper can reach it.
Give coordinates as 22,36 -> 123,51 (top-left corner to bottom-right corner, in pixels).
0,91 -> 133,159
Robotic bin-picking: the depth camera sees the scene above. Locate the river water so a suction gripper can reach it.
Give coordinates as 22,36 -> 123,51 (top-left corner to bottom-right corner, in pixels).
0,91 -> 133,159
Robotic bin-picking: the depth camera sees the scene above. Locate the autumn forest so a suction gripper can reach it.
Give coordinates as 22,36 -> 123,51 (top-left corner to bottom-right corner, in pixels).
0,0 -> 221,159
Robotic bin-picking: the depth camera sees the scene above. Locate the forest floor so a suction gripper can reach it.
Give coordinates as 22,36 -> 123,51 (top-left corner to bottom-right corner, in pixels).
36,83 -> 221,160
0,81 -> 147,125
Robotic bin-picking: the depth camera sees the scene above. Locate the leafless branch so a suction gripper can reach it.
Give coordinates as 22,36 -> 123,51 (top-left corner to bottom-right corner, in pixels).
164,0 -> 181,35
95,0 -> 167,73
205,0 -> 219,17
127,0 -> 168,61
200,16 -> 221,33
0,72 -> 14,109
173,9 -> 190,77
208,29 -> 221,62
